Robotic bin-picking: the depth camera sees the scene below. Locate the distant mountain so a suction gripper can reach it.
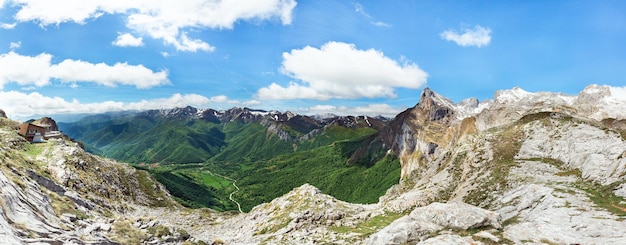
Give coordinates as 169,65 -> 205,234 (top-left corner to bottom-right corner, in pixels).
60,106 -> 387,164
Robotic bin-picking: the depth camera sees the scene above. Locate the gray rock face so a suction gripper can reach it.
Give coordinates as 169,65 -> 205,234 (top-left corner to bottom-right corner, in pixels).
496,184 -> 626,244
367,202 -> 501,244
0,109 -> 6,118
516,119 -> 626,185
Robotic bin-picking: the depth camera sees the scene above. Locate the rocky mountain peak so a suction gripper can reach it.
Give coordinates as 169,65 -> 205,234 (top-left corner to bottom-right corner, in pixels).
580,84 -> 611,96
457,97 -> 479,108
574,84 -> 626,120
417,87 -> 456,122
165,106 -> 198,119
493,86 -> 533,104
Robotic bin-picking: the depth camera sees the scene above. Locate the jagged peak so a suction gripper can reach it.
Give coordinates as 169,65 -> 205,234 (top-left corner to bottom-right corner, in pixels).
493,86 -> 533,104
580,84 -> 611,95
418,87 -> 456,110
415,87 -> 486,121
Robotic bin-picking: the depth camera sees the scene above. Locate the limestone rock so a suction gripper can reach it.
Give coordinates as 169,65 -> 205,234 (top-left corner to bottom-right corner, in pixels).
516,119 -> 626,185
416,234 -> 477,245
367,202 -> 500,244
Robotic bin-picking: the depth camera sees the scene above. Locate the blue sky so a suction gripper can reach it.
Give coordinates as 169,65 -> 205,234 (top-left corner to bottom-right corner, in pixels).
0,0 -> 625,120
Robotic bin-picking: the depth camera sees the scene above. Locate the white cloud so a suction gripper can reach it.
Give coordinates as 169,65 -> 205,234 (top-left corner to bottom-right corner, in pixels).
353,2 -> 371,18
9,41 -> 21,49
7,0 -> 297,52
353,2 -> 391,27
112,33 -> 144,47
300,103 -> 404,118
256,41 -> 428,100
372,21 -> 391,27
0,91 -> 246,119
0,22 -> 16,29
440,25 -> 491,47
0,52 -> 53,88
168,33 -> 215,52
0,51 -> 169,89
50,59 -> 169,88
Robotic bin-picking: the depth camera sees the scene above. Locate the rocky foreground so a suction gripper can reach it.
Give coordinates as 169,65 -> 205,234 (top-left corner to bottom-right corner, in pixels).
1,85 -> 626,244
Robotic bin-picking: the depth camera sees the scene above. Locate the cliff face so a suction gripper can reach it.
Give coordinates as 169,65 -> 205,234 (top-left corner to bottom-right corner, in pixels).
382,88 -> 477,179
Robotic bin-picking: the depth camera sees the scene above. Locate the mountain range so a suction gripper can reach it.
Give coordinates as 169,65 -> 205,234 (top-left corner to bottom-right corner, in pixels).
0,84 -> 625,244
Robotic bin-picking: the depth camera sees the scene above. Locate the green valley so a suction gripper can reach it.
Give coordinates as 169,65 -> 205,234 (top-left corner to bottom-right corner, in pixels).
59,107 -> 400,212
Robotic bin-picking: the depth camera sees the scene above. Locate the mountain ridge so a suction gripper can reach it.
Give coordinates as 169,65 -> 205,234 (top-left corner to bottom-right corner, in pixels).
1,84 -> 625,244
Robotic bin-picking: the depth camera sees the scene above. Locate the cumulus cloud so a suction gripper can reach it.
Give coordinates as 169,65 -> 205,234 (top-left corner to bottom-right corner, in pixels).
0,51 -> 169,89
300,103 -> 405,118
0,91 -> 246,119
256,41 -> 427,100
9,41 -> 21,49
440,25 -> 491,47
6,0 -> 297,52
112,33 -> 144,47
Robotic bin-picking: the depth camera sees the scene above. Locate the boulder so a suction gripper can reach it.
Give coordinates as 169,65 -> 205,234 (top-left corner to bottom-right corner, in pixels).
367,202 -> 501,244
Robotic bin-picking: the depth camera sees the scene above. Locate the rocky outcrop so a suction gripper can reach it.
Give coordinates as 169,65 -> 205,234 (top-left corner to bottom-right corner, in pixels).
0,109 -> 6,118
367,202 -> 501,244
196,184 -> 380,244
516,117 -> 626,185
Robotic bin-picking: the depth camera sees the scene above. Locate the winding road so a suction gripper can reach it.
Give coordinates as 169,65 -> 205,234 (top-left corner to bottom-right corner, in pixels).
228,180 -> 243,213
203,167 -> 243,213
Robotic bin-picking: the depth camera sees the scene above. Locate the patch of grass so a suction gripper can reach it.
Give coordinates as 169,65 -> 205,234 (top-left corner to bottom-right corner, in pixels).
111,219 -> 147,244
540,238 -> 560,245
574,181 -> 626,216
22,142 -> 49,158
526,157 -> 565,168
329,211 -> 405,237
48,192 -> 89,220
555,169 -> 582,177
147,224 -> 172,237
502,215 -> 521,227
255,216 -> 293,235
465,125 -> 523,207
